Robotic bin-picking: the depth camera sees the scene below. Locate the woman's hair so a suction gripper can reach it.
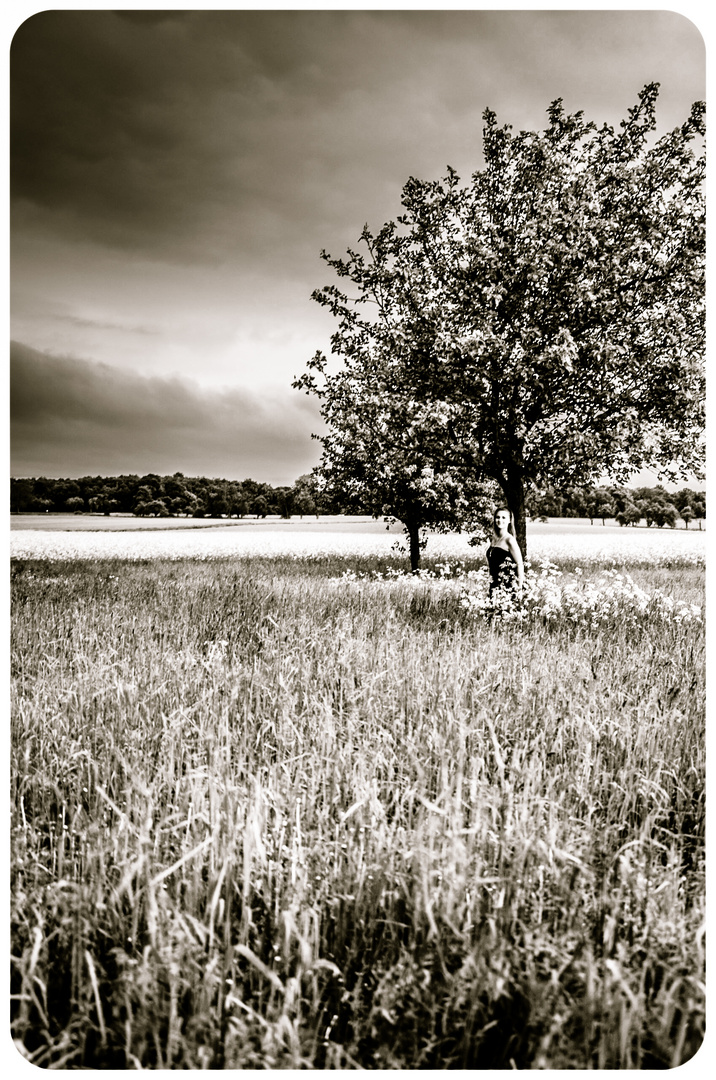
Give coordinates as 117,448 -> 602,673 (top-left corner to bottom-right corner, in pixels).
492,506 -> 516,537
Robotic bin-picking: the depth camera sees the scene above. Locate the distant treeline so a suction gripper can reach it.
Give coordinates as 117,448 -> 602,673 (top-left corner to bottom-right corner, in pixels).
526,484 -> 705,528
9,473 -> 333,519
10,474 -> 705,527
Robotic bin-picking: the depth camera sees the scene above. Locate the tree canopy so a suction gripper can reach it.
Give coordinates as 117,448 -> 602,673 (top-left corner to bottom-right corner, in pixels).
296,84 -> 705,559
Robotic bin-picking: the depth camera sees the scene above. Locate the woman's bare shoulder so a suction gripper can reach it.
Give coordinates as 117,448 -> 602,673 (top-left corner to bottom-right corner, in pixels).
506,534 -> 522,556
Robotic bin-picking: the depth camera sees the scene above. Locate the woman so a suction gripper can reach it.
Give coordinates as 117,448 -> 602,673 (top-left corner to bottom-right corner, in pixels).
486,507 -> 524,599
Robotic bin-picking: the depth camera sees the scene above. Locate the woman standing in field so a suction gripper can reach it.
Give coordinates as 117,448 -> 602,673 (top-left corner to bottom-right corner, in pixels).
486,507 -> 524,599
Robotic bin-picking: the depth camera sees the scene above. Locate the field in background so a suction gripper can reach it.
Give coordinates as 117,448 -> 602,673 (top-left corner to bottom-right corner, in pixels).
11,513 -> 704,533
10,518 -> 706,568
10,544 -> 705,1068
10,513 -> 406,533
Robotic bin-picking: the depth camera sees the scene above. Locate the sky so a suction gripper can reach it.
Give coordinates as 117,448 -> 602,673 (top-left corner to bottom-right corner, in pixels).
9,5 -> 706,486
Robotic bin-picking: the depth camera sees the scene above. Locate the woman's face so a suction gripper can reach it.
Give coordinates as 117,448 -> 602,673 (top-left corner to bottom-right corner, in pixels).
494,510 -> 511,536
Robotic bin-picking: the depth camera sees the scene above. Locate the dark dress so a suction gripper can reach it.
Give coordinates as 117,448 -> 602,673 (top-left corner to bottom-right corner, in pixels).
487,544 -> 517,597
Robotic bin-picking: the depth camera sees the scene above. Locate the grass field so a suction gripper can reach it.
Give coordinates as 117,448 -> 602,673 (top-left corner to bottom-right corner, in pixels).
10,543 -> 705,1068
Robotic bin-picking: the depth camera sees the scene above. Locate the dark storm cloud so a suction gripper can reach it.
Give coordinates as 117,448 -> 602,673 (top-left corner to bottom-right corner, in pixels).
13,10 -> 704,268
12,10 -> 234,256
10,341 -> 323,484
12,9 -> 387,262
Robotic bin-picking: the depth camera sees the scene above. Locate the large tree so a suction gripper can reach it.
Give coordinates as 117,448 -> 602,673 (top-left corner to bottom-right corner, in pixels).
298,84 -> 704,556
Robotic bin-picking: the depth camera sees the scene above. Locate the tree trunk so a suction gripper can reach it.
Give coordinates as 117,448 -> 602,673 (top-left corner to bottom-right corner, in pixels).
502,472 -> 527,558
406,520 -> 421,573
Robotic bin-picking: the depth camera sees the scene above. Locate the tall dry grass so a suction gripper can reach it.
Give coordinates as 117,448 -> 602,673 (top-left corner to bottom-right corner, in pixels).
11,556 -> 704,1068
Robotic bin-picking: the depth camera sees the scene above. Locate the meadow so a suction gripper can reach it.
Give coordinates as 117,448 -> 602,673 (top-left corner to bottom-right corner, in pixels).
10,531 -> 705,1068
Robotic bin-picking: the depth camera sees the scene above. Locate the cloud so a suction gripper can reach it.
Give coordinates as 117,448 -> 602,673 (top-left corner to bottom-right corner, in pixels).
51,313 -> 160,335
12,10 -> 704,271
13,10 -> 396,264
10,341 -> 324,485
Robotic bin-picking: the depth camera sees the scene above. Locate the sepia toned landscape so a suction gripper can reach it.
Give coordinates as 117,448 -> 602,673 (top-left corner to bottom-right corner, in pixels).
11,8 -> 705,1072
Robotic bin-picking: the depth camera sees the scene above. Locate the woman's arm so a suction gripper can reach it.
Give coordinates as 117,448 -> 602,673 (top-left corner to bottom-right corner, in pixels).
507,536 -> 524,589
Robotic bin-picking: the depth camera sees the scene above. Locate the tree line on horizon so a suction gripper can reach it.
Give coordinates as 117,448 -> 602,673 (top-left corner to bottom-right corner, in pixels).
9,472 -> 705,529
528,483 -> 705,529
9,473 -> 326,520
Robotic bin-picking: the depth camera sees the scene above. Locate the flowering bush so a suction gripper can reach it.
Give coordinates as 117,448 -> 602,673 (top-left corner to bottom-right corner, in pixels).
458,562 -> 703,628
